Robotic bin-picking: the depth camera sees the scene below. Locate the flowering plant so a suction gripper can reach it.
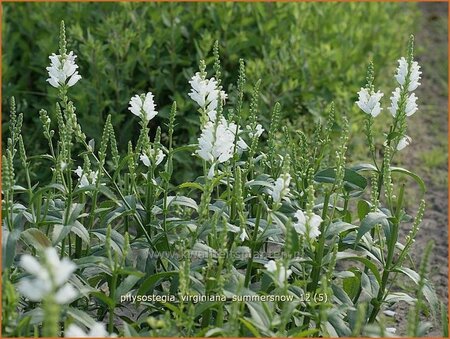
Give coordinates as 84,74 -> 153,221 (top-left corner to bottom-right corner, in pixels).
2,21 -> 444,338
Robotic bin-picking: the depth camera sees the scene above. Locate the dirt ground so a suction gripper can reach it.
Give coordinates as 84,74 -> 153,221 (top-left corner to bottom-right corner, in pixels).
393,3 -> 448,336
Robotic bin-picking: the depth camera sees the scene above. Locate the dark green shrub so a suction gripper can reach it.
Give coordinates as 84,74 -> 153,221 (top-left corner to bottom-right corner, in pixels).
2,2 -> 417,179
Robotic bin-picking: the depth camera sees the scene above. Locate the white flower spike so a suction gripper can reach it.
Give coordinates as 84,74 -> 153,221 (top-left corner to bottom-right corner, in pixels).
196,117 -> 245,164
46,51 -> 82,88
356,88 -> 384,117
74,166 -> 98,188
389,88 -> 418,117
18,247 -> 78,304
129,92 -> 158,123
269,173 -> 291,203
188,72 -> 227,123
293,210 -> 322,240
395,57 -> 421,91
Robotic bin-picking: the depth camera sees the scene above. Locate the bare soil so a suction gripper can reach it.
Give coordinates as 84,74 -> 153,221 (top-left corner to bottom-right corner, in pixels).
393,3 -> 448,336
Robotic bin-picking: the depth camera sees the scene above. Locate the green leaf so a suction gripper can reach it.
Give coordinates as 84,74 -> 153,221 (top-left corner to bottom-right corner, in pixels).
394,267 -> 439,318
245,301 -> 272,331
314,168 -> 367,192
172,144 -> 197,154
355,212 -> 389,245
167,195 -> 198,211
115,274 -> 144,302
30,184 -> 66,204
178,182 -> 204,191
51,224 -> 71,245
239,317 -> 261,337
384,292 -> 416,304
391,166 -> 426,195
67,203 -> 85,225
20,228 -> 51,251
137,271 -> 179,297
351,163 -> 378,172
91,228 -> 125,255
66,307 -> 97,328
326,307 -> 352,336
343,273 -> 361,301
122,322 -> 140,337
357,200 -> 371,221
326,221 -> 357,238
332,284 -> 355,306
2,228 -> 20,269
90,291 -> 115,308
73,185 -> 118,202
336,251 -> 381,284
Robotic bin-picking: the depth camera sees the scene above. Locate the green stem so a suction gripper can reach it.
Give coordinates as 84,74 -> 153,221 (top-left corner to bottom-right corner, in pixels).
244,203 -> 262,287
309,190 -> 331,293
80,139 -> 168,271
108,269 -> 118,333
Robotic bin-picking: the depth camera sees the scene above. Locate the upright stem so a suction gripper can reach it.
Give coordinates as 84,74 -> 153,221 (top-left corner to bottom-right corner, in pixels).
309,189 -> 331,293
244,203 -> 262,287
108,270 -> 118,333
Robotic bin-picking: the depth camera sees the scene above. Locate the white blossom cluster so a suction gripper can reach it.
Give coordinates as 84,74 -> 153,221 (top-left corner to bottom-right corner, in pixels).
196,117 -> 247,164
140,149 -> 165,167
128,92 -> 158,123
188,72 -> 227,123
356,55 -> 422,151
389,57 -> 421,151
356,88 -> 384,118
74,166 -> 98,188
264,260 -> 292,287
65,323 -> 116,338
46,51 -> 81,88
293,209 -> 322,240
247,123 -> 265,139
18,247 -> 78,304
269,173 -> 291,204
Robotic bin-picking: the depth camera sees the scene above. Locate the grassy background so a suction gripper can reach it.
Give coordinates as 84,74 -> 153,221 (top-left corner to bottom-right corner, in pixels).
3,2 -> 418,162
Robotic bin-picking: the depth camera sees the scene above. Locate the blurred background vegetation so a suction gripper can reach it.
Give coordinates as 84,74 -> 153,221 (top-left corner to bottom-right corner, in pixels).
3,2 -> 418,181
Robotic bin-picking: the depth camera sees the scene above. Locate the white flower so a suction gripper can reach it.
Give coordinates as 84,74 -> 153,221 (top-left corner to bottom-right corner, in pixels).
46,51 -> 82,88
293,210 -> 322,240
389,88 -> 418,117
237,138 -> 249,151
196,117 -> 245,163
140,149 -> 165,167
356,88 -> 384,117
188,72 -> 227,123
128,92 -> 158,122
74,166 -> 98,188
247,124 -> 264,139
264,260 -> 292,287
383,310 -> 396,317
239,229 -> 249,242
395,57 -> 421,91
140,154 -> 150,167
65,322 -> 116,338
388,88 -> 400,117
396,135 -> 412,151
386,327 -> 396,335
18,247 -> 78,304
269,173 -> 291,203
405,93 -> 418,116
264,260 -> 277,273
